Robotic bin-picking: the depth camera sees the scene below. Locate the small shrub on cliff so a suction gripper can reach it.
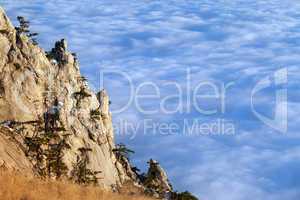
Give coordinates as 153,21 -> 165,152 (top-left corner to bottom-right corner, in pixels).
90,109 -> 101,120
15,16 -> 39,45
16,16 -> 30,34
171,191 -> 198,200
24,122 -> 69,179
45,139 -> 70,178
74,88 -> 92,98
73,87 -> 91,107
0,80 -> 5,97
131,166 -> 141,174
80,76 -> 88,82
71,147 -> 101,186
13,63 -> 21,70
113,143 -> 135,161
72,52 -> 78,62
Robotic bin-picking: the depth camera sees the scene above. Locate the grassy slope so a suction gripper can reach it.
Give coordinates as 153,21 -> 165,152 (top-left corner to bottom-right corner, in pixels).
0,170 -> 153,200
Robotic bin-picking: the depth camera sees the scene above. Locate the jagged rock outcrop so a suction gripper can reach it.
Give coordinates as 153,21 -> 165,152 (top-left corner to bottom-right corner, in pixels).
0,7 -> 130,188
143,159 -> 173,198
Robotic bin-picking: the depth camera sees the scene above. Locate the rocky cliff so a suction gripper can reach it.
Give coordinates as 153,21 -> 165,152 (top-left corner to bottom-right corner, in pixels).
0,6 -> 129,188
0,7 -> 197,200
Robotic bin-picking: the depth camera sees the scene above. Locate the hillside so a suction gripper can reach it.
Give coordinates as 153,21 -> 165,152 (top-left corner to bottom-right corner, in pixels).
0,169 -> 152,200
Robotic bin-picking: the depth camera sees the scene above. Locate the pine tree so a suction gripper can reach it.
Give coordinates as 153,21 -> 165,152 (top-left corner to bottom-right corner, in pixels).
16,16 -> 30,34
171,191 -> 198,200
15,16 -> 39,45
71,148 -> 101,185
113,143 -> 135,160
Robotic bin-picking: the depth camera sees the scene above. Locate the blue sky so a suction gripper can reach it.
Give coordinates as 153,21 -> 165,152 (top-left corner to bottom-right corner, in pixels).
2,0 -> 300,199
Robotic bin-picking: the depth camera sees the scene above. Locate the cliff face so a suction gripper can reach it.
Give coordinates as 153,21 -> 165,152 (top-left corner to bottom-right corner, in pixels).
0,7 -> 129,188
0,7 -> 192,200
0,127 -> 33,174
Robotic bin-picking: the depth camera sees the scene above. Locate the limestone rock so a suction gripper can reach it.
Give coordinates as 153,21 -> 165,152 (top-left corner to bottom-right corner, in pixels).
0,7 -> 129,188
143,159 -> 173,198
0,127 -> 33,175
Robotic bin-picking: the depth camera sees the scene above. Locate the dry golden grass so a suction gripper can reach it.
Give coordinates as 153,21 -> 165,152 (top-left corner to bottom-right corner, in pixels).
0,170 -> 153,200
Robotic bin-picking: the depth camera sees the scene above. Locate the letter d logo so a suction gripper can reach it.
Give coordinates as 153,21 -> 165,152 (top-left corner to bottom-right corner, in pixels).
251,68 -> 288,133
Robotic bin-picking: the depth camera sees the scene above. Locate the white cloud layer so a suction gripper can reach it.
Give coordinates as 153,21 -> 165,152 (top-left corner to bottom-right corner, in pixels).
2,0 -> 300,199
